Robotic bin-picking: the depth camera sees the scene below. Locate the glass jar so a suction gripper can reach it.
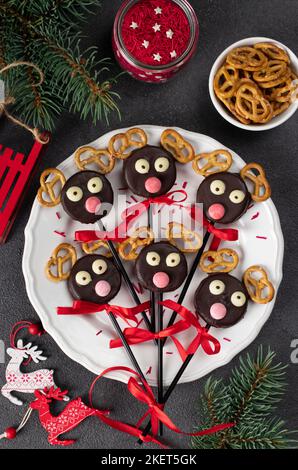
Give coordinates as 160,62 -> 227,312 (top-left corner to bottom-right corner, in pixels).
113,0 -> 199,83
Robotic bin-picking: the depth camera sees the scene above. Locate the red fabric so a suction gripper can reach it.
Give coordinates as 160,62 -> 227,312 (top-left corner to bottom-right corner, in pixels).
121,0 -> 191,66
57,300 -> 150,325
160,300 -> 221,360
89,366 -> 234,445
75,190 -> 187,243
188,206 -> 238,250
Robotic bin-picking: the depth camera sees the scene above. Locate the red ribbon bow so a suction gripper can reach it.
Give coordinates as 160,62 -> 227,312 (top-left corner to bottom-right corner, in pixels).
75,190 -> 187,243
109,319 -> 190,350
160,300 -> 221,361
89,366 -> 234,446
188,206 -> 238,251
57,300 -> 150,325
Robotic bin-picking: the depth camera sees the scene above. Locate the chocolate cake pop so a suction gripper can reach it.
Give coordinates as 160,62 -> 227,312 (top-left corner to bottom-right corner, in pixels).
194,272 -> 248,328
123,146 -> 176,198
197,173 -> 251,225
135,242 -> 187,293
61,171 -> 113,224
68,254 -> 121,304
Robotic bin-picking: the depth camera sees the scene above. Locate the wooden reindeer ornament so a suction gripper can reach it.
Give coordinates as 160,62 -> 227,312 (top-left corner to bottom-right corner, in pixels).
1,339 -> 65,406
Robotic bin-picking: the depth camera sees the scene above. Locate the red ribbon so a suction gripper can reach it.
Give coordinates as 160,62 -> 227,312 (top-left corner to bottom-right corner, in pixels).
110,319 -> 190,350
89,366 -> 234,446
75,190 -> 187,243
57,300 -> 150,325
160,300 -> 221,361
188,206 -> 238,251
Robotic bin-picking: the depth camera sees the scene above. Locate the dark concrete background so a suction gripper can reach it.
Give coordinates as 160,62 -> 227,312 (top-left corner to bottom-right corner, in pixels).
0,0 -> 297,449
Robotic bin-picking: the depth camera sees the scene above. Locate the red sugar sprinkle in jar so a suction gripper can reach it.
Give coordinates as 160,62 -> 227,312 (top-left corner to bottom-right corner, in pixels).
113,0 -> 199,83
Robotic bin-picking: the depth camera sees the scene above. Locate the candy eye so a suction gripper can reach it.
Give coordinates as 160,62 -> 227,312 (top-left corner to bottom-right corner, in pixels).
66,186 -> 83,202
231,291 -> 246,307
146,251 -> 160,266
92,259 -> 108,275
166,253 -> 181,267
135,159 -> 150,174
154,157 -> 170,173
229,190 -> 245,204
209,280 -> 225,295
87,177 -> 103,194
75,271 -> 91,286
210,180 -> 226,195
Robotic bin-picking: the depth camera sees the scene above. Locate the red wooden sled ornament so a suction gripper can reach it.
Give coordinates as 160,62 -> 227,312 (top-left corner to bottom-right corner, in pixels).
0,137 -> 48,243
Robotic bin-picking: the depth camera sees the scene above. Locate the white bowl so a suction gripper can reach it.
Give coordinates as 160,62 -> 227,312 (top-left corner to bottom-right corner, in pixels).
209,37 -> 298,131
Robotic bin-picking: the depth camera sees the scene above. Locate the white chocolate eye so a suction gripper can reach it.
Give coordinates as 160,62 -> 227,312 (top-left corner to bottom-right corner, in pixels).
146,251 -> 160,266
135,159 -> 150,174
231,291 -> 246,307
75,271 -> 91,286
92,259 -> 107,275
154,157 -> 170,173
166,253 -> 181,267
66,186 -> 83,202
229,190 -> 245,204
209,280 -> 225,295
210,180 -> 226,195
87,177 -> 103,194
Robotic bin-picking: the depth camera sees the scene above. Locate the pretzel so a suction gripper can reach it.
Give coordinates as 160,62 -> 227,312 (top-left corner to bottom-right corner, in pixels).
240,163 -> 271,202
166,222 -> 203,253
253,60 -> 287,84
108,128 -> 148,159
214,64 -> 239,99
219,96 -> 252,125
82,240 -> 113,257
272,100 -> 291,117
227,47 -> 268,71
160,129 -> 195,164
45,243 -> 77,282
257,67 -> 292,89
254,43 -> 290,64
192,149 -> 233,176
271,75 -> 298,103
243,265 -> 275,304
74,146 -> 115,174
199,248 -> 239,273
235,83 -> 273,123
37,168 -> 66,207
118,227 -> 154,261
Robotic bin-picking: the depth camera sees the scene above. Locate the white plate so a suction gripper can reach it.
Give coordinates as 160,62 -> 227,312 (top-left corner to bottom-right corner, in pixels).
23,125 -> 284,386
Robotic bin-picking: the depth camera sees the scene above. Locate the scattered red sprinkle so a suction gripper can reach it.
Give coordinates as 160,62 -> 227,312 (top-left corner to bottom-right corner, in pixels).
96,330 -> 103,336
131,195 -> 139,203
174,293 -> 179,298
165,351 -> 173,355
223,337 -> 231,342
146,366 -> 152,375
56,211 -> 61,220
126,200 -> 132,205
54,230 -> 66,237
182,181 -> 188,189
251,212 -> 260,220
136,318 -> 144,327
256,236 -> 267,240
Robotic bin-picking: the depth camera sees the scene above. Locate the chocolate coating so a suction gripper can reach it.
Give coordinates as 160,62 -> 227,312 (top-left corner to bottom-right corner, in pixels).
194,273 -> 248,328
61,171 -> 114,224
123,145 -> 176,198
135,242 -> 187,293
197,173 -> 251,224
68,255 -> 121,304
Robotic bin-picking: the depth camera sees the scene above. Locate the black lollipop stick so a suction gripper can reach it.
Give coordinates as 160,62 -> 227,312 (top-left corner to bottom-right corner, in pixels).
157,291 -> 163,435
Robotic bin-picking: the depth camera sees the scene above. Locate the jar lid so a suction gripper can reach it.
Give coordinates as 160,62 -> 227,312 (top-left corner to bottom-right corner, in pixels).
118,0 -> 198,69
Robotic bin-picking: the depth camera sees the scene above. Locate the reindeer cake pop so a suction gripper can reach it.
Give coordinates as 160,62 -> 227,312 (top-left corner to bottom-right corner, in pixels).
136,242 -> 188,293
193,150 -> 271,225
68,254 -> 121,304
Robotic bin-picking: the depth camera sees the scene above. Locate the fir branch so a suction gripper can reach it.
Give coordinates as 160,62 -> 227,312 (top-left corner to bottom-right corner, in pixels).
192,347 -> 298,449
0,0 -> 120,131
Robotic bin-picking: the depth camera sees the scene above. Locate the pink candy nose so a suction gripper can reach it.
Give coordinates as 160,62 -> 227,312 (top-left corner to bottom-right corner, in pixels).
95,280 -> 111,297
152,272 -> 170,289
210,303 -> 227,320
85,197 -> 101,214
145,177 -> 162,194
208,203 -> 225,220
